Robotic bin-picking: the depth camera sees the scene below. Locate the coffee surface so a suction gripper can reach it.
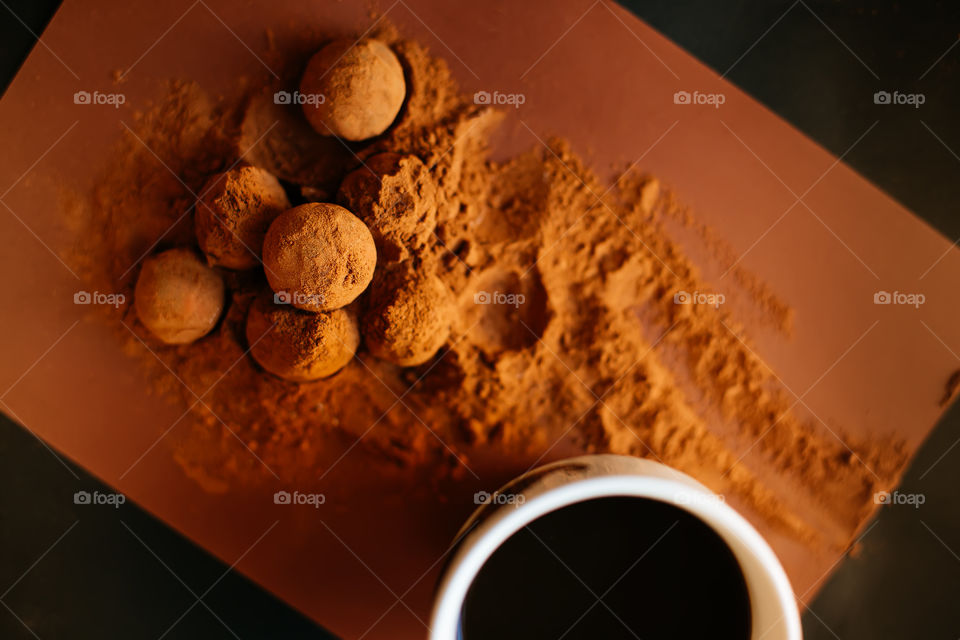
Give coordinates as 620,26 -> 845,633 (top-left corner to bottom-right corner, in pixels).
460,496 -> 752,640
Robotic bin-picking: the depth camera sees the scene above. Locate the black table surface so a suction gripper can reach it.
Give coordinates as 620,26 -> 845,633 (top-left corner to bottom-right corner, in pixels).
2,1 -> 959,638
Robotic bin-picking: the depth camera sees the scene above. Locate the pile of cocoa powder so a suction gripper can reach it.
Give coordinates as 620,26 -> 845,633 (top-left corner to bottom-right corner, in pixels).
64,24 -> 907,553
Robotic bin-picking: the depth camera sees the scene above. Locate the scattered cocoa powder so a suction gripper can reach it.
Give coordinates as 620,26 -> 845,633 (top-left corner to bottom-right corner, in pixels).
63,26 -> 909,557
648,177 -> 795,335
338,152 -> 438,262
941,368 -> 960,408
195,165 -> 290,270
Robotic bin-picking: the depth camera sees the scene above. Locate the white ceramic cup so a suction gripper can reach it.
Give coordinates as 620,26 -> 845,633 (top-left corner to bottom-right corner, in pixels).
430,454 -> 802,640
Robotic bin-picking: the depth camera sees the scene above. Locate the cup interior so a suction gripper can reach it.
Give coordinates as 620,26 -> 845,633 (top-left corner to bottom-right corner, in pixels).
431,468 -> 801,640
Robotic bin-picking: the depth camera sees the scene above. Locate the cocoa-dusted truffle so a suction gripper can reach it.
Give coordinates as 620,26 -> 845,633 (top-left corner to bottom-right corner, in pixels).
338,153 -> 437,260
134,248 -> 225,344
363,261 -> 454,367
299,38 -> 406,141
262,202 -> 377,312
245,294 -> 359,382
195,165 -> 291,270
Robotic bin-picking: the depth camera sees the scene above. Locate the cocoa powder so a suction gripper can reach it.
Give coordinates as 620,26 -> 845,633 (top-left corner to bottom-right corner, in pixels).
195,165 -> 291,270
363,259 -> 455,367
63,27 -> 908,555
338,152 -> 438,262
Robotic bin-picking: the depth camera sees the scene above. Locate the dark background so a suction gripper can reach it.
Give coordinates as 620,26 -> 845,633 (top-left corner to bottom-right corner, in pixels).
2,1 -> 959,638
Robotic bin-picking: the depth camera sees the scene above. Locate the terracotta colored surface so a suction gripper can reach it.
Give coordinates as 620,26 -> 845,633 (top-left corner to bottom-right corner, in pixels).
1,1 -> 958,638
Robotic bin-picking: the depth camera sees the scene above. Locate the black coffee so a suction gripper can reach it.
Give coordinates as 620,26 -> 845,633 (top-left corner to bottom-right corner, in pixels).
460,496 -> 751,640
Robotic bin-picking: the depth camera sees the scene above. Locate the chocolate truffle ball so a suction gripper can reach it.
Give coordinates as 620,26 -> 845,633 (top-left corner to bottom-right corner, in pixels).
338,153 -> 437,260
262,202 -> 377,312
299,38 -> 406,141
245,294 -> 359,382
134,248 -> 225,344
363,262 -> 454,367
195,166 -> 290,270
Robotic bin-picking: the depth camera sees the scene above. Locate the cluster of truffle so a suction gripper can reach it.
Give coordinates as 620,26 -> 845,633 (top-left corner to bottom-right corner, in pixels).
133,38 -> 453,382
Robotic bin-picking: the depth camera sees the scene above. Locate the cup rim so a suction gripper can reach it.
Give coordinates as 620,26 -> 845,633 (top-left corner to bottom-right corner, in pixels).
430,470 -> 802,640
